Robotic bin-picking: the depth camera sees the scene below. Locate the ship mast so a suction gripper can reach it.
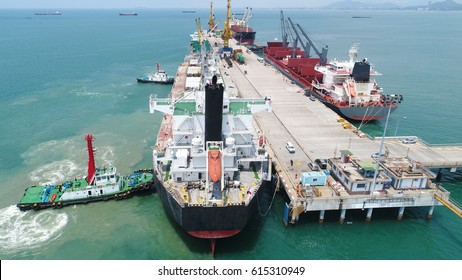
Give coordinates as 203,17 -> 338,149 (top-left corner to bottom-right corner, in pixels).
208,1 -> 214,31
223,0 -> 232,48
85,134 -> 96,185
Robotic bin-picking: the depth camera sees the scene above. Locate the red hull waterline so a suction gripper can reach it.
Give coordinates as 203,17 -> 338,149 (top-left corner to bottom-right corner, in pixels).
188,229 -> 241,239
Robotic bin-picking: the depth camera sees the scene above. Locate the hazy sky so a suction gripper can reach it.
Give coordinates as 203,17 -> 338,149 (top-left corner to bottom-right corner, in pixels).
1,0 -> 423,9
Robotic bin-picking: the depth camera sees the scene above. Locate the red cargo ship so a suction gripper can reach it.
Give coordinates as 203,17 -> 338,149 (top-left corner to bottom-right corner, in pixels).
264,12 -> 403,122
230,7 -> 256,45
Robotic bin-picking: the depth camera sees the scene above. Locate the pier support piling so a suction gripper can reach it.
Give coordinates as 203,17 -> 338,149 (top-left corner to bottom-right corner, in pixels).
397,207 -> 405,221
436,168 -> 442,182
319,210 -> 325,224
366,208 -> 373,222
426,205 -> 435,220
339,209 -> 346,224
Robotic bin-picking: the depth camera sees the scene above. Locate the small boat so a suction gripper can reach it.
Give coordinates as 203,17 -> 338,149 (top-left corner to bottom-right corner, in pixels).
119,12 -> 137,16
35,11 -> 62,16
17,134 -> 154,211
137,63 -> 174,84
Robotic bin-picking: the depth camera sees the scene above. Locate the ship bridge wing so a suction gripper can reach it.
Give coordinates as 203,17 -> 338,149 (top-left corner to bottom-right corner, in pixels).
149,95 -> 174,115
230,98 -> 272,114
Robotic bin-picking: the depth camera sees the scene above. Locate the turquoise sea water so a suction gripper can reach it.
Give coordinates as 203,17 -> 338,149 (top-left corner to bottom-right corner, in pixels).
1,8 -> 461,260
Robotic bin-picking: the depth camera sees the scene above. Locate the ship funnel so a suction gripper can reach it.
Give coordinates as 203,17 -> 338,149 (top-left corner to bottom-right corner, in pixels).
204,75 -> 224,147
352,60 -> 370,82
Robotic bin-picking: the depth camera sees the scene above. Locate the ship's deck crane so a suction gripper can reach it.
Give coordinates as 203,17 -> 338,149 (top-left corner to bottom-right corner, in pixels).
242,7 -> 252,27
280,10 -> 328,66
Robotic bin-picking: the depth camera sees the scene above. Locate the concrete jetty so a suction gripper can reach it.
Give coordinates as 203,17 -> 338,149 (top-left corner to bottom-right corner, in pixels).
207,35 -> 462,223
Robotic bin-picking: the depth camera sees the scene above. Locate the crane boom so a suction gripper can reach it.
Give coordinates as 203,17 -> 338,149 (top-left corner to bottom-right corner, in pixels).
296,23 -> 328,65
280,11 -> 288,47
280,12 -> 328,66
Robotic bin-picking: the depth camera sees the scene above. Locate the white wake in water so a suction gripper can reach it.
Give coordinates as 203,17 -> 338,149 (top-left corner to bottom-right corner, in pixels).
0,205 -> 68,253
29,159 -> 81,185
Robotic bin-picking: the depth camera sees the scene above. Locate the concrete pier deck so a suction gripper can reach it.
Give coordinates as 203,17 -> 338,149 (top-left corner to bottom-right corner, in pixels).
207,36 -> 462,222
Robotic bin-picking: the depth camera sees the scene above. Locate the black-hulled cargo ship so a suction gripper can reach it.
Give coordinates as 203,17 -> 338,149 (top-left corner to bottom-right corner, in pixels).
149,29 -> 274,254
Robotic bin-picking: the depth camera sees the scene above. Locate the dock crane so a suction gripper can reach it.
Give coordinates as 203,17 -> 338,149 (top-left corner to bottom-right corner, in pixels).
208,1 -> 215,32
195,17 -> 203,45
280,10 -> 288,47
280,10 -> 329,66
223,0 -> 232,49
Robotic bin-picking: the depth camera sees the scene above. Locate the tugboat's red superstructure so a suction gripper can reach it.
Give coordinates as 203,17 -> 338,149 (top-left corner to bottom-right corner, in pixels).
86,134 -> 96,184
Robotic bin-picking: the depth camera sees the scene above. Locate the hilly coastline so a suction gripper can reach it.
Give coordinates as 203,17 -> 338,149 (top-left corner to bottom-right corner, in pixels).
321,0 -> 462,10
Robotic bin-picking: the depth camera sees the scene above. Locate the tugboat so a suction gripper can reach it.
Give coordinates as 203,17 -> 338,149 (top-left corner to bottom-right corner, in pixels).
17,134 -> 154,211
149,18 -> 275,254
137,63 -> 174,84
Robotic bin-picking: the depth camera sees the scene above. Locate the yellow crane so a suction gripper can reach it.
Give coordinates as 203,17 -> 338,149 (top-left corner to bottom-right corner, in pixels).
223,0 -> 232,48
208,1 -> 214,31
196,17 -> 203,45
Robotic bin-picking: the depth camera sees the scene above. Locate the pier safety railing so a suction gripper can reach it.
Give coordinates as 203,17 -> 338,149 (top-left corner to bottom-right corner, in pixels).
432,184 -> 462,218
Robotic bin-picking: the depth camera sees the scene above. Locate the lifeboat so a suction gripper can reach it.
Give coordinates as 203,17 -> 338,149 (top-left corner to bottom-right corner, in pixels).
208,150 -> 221,183
347,81 -> 357,98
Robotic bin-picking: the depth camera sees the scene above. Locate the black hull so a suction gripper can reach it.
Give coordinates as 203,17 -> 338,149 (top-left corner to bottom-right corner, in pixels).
154,175 -> 274,239
232,32 -> 256,45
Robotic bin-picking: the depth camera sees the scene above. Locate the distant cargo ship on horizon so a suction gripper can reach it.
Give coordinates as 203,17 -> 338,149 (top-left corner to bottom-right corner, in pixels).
35,11 -> 62,16
119,12 -> 138,16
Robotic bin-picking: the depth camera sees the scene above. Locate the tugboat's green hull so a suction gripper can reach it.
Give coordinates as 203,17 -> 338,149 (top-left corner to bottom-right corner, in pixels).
17,169 -> 154,211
